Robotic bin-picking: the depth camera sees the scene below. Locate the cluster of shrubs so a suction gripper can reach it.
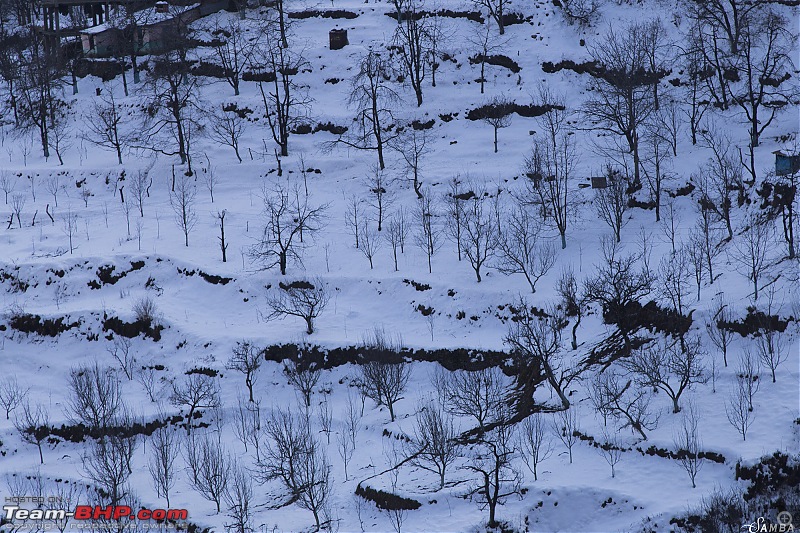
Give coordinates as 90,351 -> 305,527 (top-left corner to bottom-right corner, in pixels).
176,267 -> 233,285
469,54 -> 522,73
102,313 -> 164,342
289,9 -> 358,19
718,307 -> 791,337
47,416 -> 180,443
87,261 -> 145,289
663,453 -> 799,532
466,102 -> 563,121
8,313 -> 80,337
262,343 -> 511,372
355,484 -> 421,511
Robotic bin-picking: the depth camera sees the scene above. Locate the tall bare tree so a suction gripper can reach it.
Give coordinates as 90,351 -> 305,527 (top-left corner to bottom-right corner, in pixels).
249,183 -> 328,275
170,172 -> 197,247
461,190 -> 499,282
267,279 -> 330,335
84,84 -> 127,164
210,18 -> 260,97
497,202 -> 556,292
391,0 -> 429,106
332,50 -> 401,170
583,22 -> 665,184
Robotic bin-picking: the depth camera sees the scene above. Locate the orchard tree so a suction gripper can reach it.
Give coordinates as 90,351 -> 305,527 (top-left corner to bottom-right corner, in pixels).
332,50 -> 401,170
249,183 -> 328,275
583,22 -> 667,184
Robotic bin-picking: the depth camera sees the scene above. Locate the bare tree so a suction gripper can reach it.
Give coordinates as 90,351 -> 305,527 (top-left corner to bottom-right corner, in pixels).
658,248 -> 693,317
444,176 -> 468,260
128,168 -> 150,218
84,85 -> 127,164
460,190 -> 500,282
359,360 -> 411,422
409,399 -> 460,489
224,462 -> 255,533
729,217 -> 774,301
690,203 -> 724,286
249,183 -> 328,275
706,294 -> 735,367
284,352 -> 322,408
185,434 -> 230,513
594,167 -> 630,243
170,172 -> 197,247
296,434 -> 332,530
232,395 -> 263,458
468,18 -> 506,94
170,373 -> 221,433
737,349 -> 760,412
557,267 -> 583,350
432,366 -> 508,431
472,0 -> 511,35
257,405 -> 309,499
551,407 -> 580,464
65,363 -> 122,430
505,302 -> 575,409
147,424 -> 179,507
728,9 -> 795,151
345,194 -> 365,249
210,18 -> 260,97
465,422 -> 521,529
0,376 -> 28,420
695,130 -> 743,241
332,50 -> 400,170
583,22 -> 665,184
209,105 -> 246,163
16,32 -> 67,158
391,123 -> 431,198
497,202 -> 556,292
726,379 -> 755,441
267,278 -> 330,335
139,46 -> 203,164
754,289 -> 789,383
591,370 -> 659,440
414,192 -> 442,273
365,164 -> 392,231
583,238 -> 656,351
359,221 -> 381,269
48,478 -> 83,533
624,335 -> 707,414
82,433 -> 137,511
674,402 -> 703,488
385,208 -> 410,271
11,192 -> 24,228
14,400 -> 49,464
391,0 -> 430,106
336,420 -> 355,480
518,412 -> 553,481
226,341 -> 262,403
480,96 -> 513,153
0,171 -> 15,204
522,101 -> 576,250
596,429 -> 624,478
258,406 -> 332,528
107,337 -> 135,381
216,209 -> 229,262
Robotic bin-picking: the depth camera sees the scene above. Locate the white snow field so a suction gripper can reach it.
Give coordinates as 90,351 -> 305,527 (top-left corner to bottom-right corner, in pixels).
0,0 -> 798,532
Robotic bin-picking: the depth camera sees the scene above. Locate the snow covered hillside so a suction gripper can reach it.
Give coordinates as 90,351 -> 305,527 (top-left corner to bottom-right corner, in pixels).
0,0 -> 798,531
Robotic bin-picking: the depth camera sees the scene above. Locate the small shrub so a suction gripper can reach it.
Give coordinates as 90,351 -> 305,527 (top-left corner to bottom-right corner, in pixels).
133,296 -> 158,325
